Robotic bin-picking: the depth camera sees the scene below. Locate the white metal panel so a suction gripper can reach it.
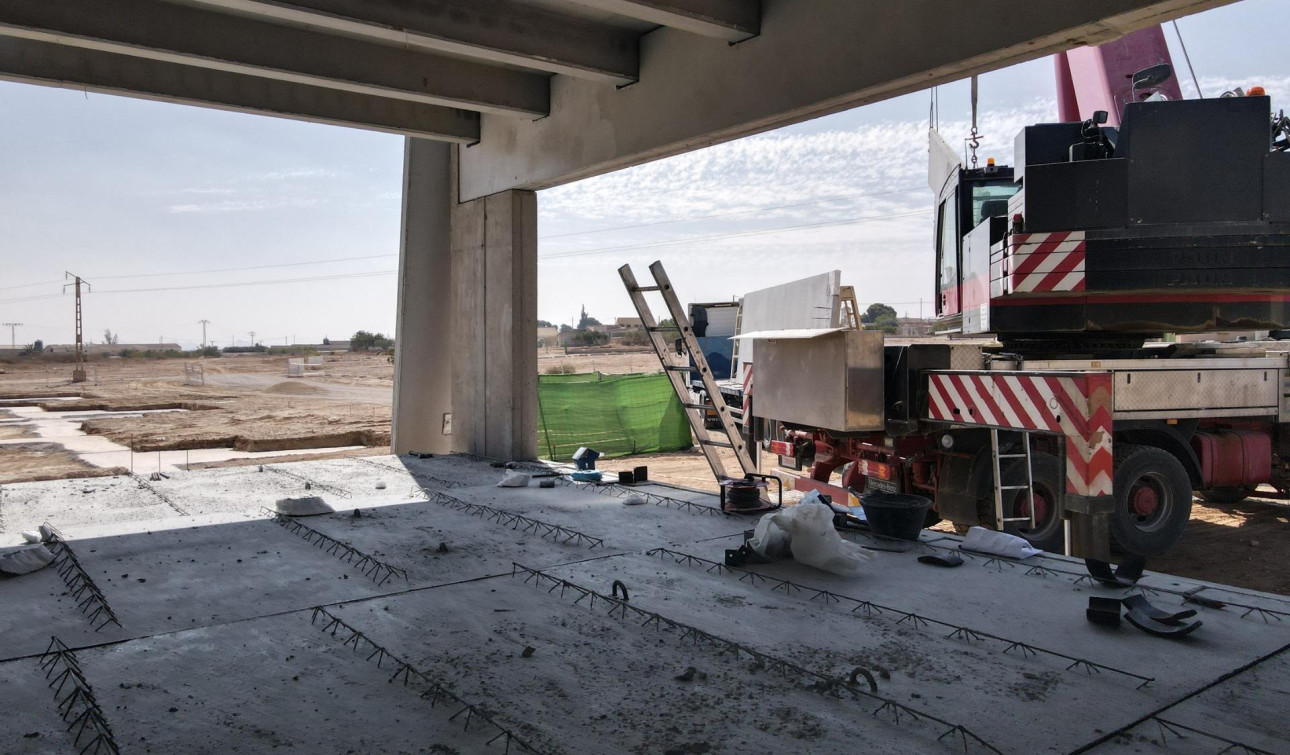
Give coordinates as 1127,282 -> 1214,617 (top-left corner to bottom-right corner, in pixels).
734,271 -> 840,381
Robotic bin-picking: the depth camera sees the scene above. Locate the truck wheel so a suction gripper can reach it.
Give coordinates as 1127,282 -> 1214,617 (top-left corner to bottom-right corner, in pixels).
1000,453 -> 1065,553
1199,486 -> 1256,505
1110,445 -> 1193,556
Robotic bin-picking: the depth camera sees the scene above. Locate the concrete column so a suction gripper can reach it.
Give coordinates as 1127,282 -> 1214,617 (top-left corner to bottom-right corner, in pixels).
391,137 -> 454,454
451,187 -> 538,460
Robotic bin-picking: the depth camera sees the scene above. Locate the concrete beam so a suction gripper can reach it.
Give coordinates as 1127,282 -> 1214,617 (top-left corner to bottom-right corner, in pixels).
0,0 -> 549,116
393,139 -> 455,455
451,188 -> 538,461
460,0 -> 1234,200
185,0 -> 640,85
0,37 -> 479,142
571,0 -> 759,41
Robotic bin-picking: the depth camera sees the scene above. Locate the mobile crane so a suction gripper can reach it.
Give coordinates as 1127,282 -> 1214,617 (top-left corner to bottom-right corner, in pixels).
749,26 -> 1290,558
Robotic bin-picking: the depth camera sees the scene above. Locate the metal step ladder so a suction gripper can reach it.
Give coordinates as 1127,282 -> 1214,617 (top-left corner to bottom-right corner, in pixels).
991,428 -> 1037,529
728,301 -> 745,379
619,261 -> 757,483
839,285 -> 861,330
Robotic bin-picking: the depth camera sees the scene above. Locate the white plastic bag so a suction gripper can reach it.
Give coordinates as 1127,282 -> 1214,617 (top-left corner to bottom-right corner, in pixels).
750,502 -> 874,575
497,470 -> 531,488
959,526 -> 1042,559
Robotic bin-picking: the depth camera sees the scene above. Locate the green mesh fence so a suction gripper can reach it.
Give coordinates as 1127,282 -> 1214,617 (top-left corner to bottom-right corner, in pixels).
536,372 -> 693,460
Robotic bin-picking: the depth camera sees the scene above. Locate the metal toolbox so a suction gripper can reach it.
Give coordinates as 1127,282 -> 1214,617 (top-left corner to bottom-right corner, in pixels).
744,328 -> 885,433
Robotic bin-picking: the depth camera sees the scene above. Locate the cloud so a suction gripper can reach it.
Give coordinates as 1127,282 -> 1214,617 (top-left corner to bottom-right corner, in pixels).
167,197 -> 319,214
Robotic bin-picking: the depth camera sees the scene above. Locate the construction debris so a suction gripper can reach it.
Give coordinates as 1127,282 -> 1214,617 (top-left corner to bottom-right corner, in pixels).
0,544 -> 54,575
274,496 -> 334,516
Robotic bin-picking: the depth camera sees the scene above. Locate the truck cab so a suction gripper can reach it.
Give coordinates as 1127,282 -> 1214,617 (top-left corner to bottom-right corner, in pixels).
933,161 -> 1018,335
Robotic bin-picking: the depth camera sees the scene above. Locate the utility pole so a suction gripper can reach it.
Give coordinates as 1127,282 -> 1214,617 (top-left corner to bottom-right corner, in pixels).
2,323 -> 21,350
248,331 -> 257,348
198,319 -> 210,348
63,272 -> 90,383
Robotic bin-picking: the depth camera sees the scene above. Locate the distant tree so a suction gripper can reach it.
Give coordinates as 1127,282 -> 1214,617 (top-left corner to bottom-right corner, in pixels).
620,329 -> 651,346
350,330 -> 393,351
570,330 -> 609,346
102,329 -> 118,345
536,319 -> 554,328
577,305 -> 601,330
860,303 -> 898,325
872,313 -> 900,334
322,337 -> 331,346
559,323 -> 572,333
32,339 -> 43,352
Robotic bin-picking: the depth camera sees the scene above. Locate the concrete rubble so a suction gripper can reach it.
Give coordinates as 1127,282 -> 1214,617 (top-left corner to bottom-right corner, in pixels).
0,453 -> 1285,754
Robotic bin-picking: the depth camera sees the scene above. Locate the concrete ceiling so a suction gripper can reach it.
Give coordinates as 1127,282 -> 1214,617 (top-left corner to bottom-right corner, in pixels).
0,0 -> 1236,198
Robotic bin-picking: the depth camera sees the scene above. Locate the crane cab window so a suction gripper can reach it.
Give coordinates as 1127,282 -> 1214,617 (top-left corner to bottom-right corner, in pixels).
936,189 -> 959,312
969,181 -> 1020,227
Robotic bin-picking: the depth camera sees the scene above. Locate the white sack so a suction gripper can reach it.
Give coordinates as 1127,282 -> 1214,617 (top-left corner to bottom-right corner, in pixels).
497,470 -> 531,488
750,502 -> 874,575
0,545 -> 55,576
958,526 -> 1042,559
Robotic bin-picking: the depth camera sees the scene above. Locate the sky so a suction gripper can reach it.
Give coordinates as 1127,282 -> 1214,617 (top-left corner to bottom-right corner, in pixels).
0,0 -> 1287,349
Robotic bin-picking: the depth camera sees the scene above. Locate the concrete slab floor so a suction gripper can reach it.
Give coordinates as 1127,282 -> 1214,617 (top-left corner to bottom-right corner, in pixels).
0,453 -> 1286,754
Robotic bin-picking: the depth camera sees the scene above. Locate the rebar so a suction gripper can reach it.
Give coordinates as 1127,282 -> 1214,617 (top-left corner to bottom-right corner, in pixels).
553,477 -> 724,517
1147,716 -> 1277,755
43,524 -> 121,632
646,547 -> 1156,689
850,531 -> 1290,624
265,510 -> 407,585
308,607 -> 544,754
131,474 -> 189,516
263,465 -> 353,498
353,457 -> 465,489
38,637 -> 120,755
425,490 -> 604,549
511,562 -> 1002,755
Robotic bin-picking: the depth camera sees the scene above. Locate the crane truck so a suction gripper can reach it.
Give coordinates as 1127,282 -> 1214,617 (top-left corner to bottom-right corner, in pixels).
746,26 -> 1290,559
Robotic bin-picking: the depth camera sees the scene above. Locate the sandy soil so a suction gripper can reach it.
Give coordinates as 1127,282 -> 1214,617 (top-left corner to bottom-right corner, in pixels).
3,350 -> 1287,595
0,442 -> 128,484
0,424 -> 35,440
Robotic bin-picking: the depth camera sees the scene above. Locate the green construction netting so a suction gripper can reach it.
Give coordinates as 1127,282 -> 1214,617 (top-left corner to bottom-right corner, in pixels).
536,371 -> 693,460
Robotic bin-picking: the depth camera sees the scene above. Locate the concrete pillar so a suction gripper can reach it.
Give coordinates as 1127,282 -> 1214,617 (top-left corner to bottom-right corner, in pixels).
451,187 -> 538,460
391,137 -> 454,454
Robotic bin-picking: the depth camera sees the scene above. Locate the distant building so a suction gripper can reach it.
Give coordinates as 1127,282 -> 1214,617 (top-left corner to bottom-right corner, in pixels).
45,343 -> 183,354
305,341 -> 351,352
537,326 -> 559,344
614,317 -> 643,329
895,318 -> 935,337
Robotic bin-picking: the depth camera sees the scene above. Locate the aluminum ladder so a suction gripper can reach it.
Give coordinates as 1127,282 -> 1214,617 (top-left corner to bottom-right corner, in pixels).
990,428 -> 1038,529
619,261 -> 757,482
839,285 -> 861,330
727,302 -> 744,379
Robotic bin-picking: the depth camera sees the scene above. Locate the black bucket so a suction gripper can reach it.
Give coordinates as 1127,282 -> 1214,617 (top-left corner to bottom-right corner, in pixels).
858,491 -> 932,541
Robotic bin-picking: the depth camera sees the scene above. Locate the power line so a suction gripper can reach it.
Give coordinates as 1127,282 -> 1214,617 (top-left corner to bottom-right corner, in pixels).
0,278 -> 64,293
538,186 -> 925,240
91,269 -> 397,295
0,192 -> 928,291
93,253 -> 395,280
540,209 -> 928,260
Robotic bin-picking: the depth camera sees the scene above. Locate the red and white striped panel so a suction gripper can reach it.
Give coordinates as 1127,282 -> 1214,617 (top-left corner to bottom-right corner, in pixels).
1006,231 -> 1086,294
927,371 -> 1112,498
741,364 -> 754,425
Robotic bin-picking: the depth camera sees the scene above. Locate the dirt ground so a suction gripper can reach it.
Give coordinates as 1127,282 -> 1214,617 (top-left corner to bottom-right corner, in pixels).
0,443 -> 127,484
3,350 -> 1289,596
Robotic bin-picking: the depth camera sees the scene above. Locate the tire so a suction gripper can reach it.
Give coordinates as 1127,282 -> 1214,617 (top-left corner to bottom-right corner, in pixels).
1110,445 -> 1193,556
1199,486 -> 1256,505
999,453 -> 1065,553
